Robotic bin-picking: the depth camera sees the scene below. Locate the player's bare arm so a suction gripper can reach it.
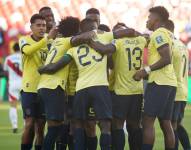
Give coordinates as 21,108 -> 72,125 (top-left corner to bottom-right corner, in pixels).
38,54 -> 72,74
133,43 -> 171,81
113,28 -> 136,39
89,40 -> 116,54
70,31 -> 96,46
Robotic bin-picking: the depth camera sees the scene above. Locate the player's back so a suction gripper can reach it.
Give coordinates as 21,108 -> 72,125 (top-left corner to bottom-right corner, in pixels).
38,37 -> 71,90
66,44 -> 108,92
4,52 -> 22,85
113,36 -> 147,95
172,39 -> 189,100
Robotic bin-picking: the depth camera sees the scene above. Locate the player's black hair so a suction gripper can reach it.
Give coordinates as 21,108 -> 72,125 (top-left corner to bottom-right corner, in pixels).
58,16 -> 80,37
165,19 -> 175,32
112,22 -> 127,31
86,8 -> 100,15
149,6 -> 169,22
98,24 -> 110,32
80,18 -> 96,31
13,42 -> 20,52
39,6 -> 52,13
30,14 -> 45,24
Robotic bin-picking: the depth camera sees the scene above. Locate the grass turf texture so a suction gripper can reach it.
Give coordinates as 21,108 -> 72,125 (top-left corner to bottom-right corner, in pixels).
0,102 -> 190,150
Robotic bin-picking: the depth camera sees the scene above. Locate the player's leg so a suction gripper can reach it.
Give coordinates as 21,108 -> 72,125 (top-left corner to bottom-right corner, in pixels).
8,86 -> 19,133
38,86 -> 65,150
73,88 -> 89,150
112,118 -> 125,150
84,107 -> 97,150
67,95 -> 75,150
177,124 -> 191,150
9,99 -> 18,132
171,101 -> 181,150
56,98 -> 70,150
142,83 -> 161,150
111,94 -> 127,150
177,102 -> 191,150
92,86 -> 112,150
34,118 -> 46,150
158,85 -> 176,150
126,94 -> 143,150
20,91 -> 36,150
85,119 -> 97,150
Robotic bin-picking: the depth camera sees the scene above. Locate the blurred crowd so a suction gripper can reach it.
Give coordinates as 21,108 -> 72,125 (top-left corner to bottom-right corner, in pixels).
0,0 -> 191,73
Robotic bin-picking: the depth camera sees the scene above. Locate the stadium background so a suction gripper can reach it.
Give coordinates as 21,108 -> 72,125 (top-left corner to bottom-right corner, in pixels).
0,0 -> 190,150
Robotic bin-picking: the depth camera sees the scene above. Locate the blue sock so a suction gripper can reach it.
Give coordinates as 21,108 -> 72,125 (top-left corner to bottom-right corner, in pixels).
165,148 -> 174,150
43,125 -> 62,150
127,125 -> 143,150
74,128 -> 85,150
56,124 -> 70,150
177,125 -> 191,150
87,136 -> 98,150
174,130 -> 179,150
21,144 -> 32,150
68,135 -> 74,150
142,144 -> 153,150
100,133 -> 111,150
35,145 -> 42,150
112,129 -> 125,150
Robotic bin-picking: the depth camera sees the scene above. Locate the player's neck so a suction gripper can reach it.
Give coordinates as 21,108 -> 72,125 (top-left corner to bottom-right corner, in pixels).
153,22 -> 165,31
31,35 -> 43,42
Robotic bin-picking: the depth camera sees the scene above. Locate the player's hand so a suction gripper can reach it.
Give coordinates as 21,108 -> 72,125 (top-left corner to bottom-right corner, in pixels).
81,31 -> 96,42
133,69 -> 147,81
47,26 -> 58,39
38,66 -> 44,74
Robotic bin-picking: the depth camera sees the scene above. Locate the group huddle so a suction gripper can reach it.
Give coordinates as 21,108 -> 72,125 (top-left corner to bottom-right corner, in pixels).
11,5 -> 190,150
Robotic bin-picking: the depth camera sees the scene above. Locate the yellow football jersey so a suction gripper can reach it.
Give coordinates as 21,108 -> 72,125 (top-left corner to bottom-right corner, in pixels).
66,44 -> 108,92
38,37 -> 72,90
96,32 -> 114,44
97,32 -> 114,90
19,35 -> 48,93
65,32 -> 114,95
147,27 -> 177,87
172,39 -> 188,101
113,36 -> 147,95
66,61 -> 78,96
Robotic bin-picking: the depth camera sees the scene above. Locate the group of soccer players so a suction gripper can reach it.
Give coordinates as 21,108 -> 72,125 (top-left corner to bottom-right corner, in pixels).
8,5 -> 190,150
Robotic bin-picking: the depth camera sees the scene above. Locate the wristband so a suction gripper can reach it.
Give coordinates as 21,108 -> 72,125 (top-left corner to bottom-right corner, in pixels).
144,66 -> 151,74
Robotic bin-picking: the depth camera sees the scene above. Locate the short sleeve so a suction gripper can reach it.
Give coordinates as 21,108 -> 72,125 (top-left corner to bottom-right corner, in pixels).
66,47 -> 74,58
152,31 -> 169,50
111,39 -> 119,51
61,37 -> 72,49
19,37 -> 29,50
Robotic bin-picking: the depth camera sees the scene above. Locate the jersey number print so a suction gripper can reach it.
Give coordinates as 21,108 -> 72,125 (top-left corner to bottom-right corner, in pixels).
77,45 -> 104,66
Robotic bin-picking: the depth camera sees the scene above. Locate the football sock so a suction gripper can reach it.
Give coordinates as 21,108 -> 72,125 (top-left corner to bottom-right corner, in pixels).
174,130 -> 179,150
100,133 -> 111,150
142,144 -> 153,150
9,107 -> 18,129
74,128 -> 85,150
35,145 -> 42,150
43,125 -> 62,150
87,136 -> 98,150
21,144 -> 32,150
112,129 -> 125,150
68,135 -> 74,150
56,124 -> 70,150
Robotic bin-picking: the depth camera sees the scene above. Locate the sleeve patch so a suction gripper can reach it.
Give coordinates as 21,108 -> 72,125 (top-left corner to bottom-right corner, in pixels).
155,36 -> 163,44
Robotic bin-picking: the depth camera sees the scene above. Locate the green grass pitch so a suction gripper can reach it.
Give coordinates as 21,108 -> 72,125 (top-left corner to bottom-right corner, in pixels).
0,102 -> 190,150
